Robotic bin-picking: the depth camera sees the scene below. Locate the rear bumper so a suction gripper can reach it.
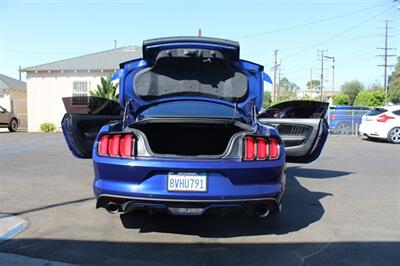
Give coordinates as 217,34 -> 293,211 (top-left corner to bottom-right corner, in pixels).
97,196 -> 280,216
359,123 -> 387,139
92,155 -> 286,214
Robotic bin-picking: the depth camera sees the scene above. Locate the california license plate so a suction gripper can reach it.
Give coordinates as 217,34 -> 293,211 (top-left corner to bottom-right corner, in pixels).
167,172 -> 207,192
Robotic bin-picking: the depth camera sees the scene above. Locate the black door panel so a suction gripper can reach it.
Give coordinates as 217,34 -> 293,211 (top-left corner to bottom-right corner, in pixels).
258,101 -> 329,163
61,97 -> 123,159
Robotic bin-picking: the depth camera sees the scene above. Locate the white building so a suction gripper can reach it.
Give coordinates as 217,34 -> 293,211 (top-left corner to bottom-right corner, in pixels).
22,46 -> 142,132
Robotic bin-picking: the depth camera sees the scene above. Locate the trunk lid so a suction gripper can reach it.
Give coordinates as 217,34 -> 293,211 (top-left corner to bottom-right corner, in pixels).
117,37 -> 271,122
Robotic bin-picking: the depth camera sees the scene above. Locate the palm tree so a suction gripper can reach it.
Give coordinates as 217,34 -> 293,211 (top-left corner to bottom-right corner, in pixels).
90,75 -> 119,101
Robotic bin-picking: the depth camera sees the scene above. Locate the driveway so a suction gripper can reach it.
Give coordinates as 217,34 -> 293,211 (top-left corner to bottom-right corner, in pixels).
0,133 -> 399,265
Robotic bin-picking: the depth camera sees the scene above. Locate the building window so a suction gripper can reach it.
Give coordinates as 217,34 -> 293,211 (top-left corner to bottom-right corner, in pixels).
72,81 -> 89,106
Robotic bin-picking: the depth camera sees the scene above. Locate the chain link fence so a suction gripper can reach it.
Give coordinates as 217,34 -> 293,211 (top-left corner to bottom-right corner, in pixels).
327,108 -> 370,135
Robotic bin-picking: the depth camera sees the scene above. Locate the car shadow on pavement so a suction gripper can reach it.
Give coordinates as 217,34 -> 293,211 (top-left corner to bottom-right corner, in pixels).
120,167 -> 351,237
1,239 -> 398,266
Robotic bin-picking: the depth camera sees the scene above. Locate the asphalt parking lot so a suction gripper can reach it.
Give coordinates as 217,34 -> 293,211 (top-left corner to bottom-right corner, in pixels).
0,132 -> 399,265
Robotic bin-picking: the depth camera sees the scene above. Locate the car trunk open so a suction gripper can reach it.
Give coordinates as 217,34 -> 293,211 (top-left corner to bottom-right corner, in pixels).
132,119 -> 249,157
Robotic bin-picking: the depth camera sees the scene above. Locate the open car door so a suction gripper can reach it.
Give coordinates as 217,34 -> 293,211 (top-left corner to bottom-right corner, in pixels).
258,100 -> 329,163
61,97 -> 122,158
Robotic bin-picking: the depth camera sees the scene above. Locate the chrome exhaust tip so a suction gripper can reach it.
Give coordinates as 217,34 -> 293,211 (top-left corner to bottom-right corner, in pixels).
255,205 -> 270,218
105,202 -> 120,214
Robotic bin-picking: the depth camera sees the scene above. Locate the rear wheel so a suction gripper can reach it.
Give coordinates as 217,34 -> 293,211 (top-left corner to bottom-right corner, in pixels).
388,127 -> 400,144
8,119 -> 18,132
335,122 -> 352,135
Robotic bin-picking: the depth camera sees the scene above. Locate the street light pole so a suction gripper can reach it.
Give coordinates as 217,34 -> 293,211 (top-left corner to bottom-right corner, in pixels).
324,55 -> 335,92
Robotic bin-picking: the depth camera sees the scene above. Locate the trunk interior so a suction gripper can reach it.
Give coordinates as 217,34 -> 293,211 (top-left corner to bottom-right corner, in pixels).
133,120 -> 247,156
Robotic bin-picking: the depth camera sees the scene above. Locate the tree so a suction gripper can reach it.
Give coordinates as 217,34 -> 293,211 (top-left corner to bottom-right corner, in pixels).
306,80 -> 320,91
263,91 -> 272,108
332,93 -> 350,106
353,90 -> 386,107
277,77 -> 299,102
388,56 -> 400,104
90,75 -> 119,101
341,80 -> 364,105
279,77 -> 300,92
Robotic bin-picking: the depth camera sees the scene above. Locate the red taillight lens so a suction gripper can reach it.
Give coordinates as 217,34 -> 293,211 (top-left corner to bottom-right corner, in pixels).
329,115 -> 336,120
119,134 -> 134,157
256,137 -> 268,160
377,114 -> 394,123
98,134 -> 135,158
98,135 -> 109,156
244,136 -> 256,161
108,134 -> 121,156
269,138 -> 280,160
243,136 -> 279,161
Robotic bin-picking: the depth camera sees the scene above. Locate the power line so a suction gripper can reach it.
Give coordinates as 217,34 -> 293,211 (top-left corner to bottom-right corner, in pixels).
246,33 -> 381,56
282,5 -> 394,60
0,48 -> 87,56
235,2 -> 388,39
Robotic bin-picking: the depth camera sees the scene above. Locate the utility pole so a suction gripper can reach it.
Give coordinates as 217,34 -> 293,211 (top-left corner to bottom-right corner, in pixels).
377,20 -> 395,102
332,57 -> 335,91
277,59 -> 282,99
309,68 -> 312,90
113,40 -> 117,49
18,65 -> 21,80
272,49 -> 279,102
198,29 -> 202,37
318,50 -> 327,101
324,55 -> 335,91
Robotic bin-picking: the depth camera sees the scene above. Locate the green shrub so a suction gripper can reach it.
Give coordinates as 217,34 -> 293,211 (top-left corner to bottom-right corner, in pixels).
332,93 -> 350,106
353,90 -> 386,107
40,122 -> 57,132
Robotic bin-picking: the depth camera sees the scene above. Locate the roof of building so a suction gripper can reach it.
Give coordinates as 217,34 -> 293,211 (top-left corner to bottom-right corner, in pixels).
0,74 -> 26,90
21,45 -> 142,72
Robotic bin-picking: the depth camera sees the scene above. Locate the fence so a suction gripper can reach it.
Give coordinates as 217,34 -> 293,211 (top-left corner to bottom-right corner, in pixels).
327,108 -> 370,135
11,98 -> 27,130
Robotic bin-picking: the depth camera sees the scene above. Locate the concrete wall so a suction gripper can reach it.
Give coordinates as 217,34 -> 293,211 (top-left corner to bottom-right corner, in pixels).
26,70 -> 112,132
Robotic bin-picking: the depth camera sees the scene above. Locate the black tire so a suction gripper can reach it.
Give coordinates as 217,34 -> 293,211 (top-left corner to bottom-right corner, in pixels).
335,122 -> 352,135
8,118 -> 18,132
387,127 -> 400,144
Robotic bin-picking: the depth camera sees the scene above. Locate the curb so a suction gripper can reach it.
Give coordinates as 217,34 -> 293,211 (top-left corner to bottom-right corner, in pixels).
0,213 -> 29,243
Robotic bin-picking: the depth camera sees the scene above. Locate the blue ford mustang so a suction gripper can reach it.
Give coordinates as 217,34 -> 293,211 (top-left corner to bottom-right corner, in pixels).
61,37 -> 328,218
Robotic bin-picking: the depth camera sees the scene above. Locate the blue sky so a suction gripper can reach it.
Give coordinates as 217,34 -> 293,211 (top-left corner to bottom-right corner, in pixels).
0,0 -> 399,91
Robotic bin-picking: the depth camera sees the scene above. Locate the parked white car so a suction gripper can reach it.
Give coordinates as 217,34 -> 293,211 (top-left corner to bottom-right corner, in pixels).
359,106 -> 400,144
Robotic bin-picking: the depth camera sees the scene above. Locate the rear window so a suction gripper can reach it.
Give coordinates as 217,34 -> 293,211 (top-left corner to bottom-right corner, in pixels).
392,110 -> 400,116
365,108 -> 387,116
138,101 -> 242,119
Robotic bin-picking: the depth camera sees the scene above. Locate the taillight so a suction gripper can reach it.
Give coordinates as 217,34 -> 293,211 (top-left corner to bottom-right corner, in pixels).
329,115 -> 336,120
98,133 -> 135,158
256,137 -> 268,160
119,134 -> 134,157
108,134 -> 121,156
243,135 -> 280,161
244,136 -> 256,160
98,135 -> 109,156
377,114 -> 394,123
269,138 -> 280,160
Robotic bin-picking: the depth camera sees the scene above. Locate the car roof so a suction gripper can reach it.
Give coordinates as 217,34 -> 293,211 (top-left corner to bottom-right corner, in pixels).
382,106 -> 400,111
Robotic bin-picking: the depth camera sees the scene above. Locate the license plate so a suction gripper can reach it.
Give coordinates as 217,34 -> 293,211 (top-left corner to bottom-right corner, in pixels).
167,172 -> 207,192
